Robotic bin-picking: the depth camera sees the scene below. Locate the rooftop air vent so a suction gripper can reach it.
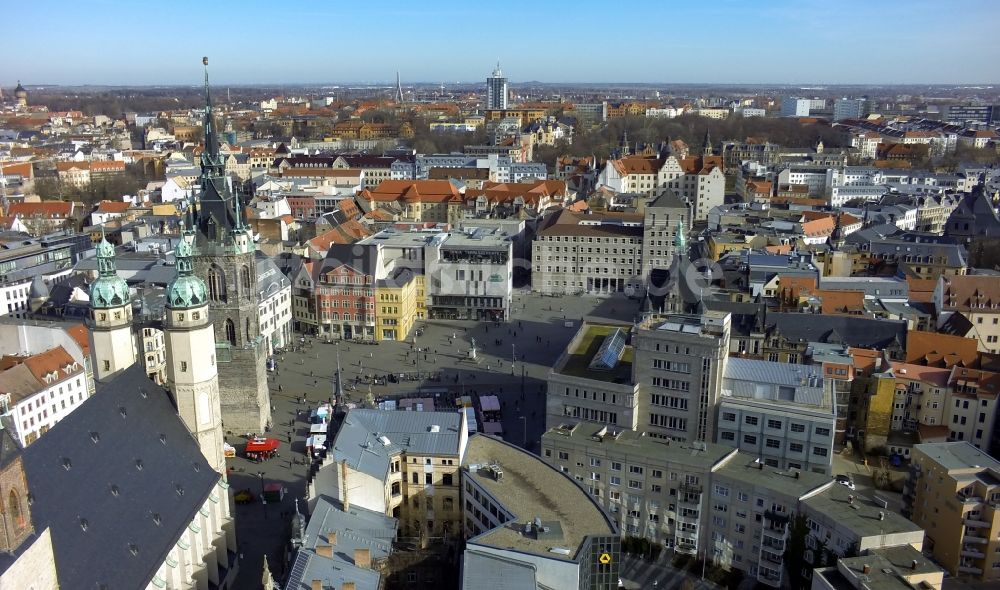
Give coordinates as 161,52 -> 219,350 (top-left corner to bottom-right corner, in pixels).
159,434 -> 166,445
135,459 -> 143,471
89,432 -> 100,444
110,484 -> 120,497
79,518 -> 89,532
62,457 -> 72,470
152,513 -> 162,526
119,407 -> 127,418
128,543 -> 138,557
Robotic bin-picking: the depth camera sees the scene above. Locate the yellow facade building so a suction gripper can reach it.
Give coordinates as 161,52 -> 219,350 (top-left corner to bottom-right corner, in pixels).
376,268 -> 417,342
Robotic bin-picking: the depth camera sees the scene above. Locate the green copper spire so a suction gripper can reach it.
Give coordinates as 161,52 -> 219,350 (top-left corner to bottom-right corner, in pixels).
166,237 -> 208,309
89,232 -> 129,309
674,219 -> 687,253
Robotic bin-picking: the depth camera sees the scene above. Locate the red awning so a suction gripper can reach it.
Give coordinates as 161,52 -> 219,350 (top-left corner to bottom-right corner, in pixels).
245,437 -> 280,452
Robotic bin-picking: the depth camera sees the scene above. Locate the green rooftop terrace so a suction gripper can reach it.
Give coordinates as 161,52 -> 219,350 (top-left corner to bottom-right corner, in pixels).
556,323 -> 634,384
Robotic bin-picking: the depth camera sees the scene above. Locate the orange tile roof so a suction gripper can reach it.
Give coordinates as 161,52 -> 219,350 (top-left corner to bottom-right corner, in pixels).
0,161 -> 33,178
56,161 -> 89,172
95,200 -> 131,213
906,277 -> 936,304
612,156 -> 662,176
905,330 -> 979,368
367,180 -> 462,204
89,160 -> 126,173
8,201 -> 74,218
817,289 -> 866,315
891,362 -> 950,387
678,155 -> 723,175
22,346 -> 81,383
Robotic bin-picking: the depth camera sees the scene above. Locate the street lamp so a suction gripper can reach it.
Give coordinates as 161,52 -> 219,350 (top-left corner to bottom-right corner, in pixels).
257,471 -> 267,520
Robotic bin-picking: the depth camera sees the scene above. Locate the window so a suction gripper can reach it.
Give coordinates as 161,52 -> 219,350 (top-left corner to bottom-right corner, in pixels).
714,485 -> 730,497
610,476 -> 621,486
558,451 -> 569,460
743,434 -> 757,445
652,469 -> 663,479
722,412 -> 736,422
790,443 -> 804,453
443,473 -> 453,486
812,447 -> 829,457
611,462 -> 622,471
815,427 -> 831,436
590,458 -> 601,467
765,439 -> 781,449
767,419 -> 782,429
721,432 -> 735,441
790,423 -> 805,433
628,480 -> 642,490
745,416 -> 759,426
180,361 -> 187,372
629,465 -> 644,475
425,473 -> 433,485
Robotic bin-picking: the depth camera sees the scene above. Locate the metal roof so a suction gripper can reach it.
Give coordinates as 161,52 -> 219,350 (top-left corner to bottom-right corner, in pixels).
331,409 -> 463,479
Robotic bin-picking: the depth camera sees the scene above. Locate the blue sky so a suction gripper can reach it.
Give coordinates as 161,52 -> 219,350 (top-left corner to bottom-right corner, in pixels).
5,0 -> 999,86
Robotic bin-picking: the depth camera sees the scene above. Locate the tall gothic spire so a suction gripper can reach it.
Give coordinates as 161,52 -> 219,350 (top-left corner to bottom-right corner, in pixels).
702,129 -> 712,156
195,56 -> 243,245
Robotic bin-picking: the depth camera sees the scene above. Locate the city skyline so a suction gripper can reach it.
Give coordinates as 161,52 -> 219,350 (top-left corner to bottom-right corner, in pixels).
4,0 -> 999,86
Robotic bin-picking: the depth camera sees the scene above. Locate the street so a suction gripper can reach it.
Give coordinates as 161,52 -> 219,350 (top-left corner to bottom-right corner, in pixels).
227,289 -> 644,588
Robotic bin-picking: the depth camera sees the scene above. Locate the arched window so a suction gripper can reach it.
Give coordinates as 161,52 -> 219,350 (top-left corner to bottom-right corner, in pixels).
224,319 -> 236,346
246,318 -> 252,341
207,266 -> 226,303
8,490 -> 24,530
241,265 -> 252,300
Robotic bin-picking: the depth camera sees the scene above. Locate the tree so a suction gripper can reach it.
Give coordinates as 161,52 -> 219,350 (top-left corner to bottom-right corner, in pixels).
782,513 -> 810,590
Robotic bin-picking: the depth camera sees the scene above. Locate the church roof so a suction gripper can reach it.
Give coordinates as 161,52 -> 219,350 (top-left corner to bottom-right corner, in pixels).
22,364 -> 220,590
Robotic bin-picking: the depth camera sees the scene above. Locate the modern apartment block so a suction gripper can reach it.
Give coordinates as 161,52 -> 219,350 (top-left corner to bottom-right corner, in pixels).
903,442 -> 1000,582
543,423 -> 924,588
542,422 -> 735,551
461,433 -> 620,590
312,409 -> 468,541
632,312 -> 731,442
811,545 -> 945,590
717,358 -> 837,474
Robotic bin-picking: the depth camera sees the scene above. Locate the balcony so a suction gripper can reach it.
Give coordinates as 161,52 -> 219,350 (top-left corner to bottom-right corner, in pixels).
964,518 -> 989,528
680,482 -> 703,495
679,494 -> 701,507
958,565 -> 983,575
963,534 -> 988,544
961,548 -> 985,559
760,551 -> 783,566
762,537 -> 785,551
757,570 -> 782,588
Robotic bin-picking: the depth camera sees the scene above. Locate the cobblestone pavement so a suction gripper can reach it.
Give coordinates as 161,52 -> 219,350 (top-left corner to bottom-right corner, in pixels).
228,290 -> 644,588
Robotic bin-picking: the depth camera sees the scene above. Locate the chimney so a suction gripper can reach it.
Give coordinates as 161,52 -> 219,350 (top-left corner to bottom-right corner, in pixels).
878,511 -> 885,521
311,580 -> 322,590
327,531 -> 337,546
354,548 -> 371,569
342,584 -> 356,590
315,544 -> 332,558
341,459 -> 350,512
911,559 -> 918,570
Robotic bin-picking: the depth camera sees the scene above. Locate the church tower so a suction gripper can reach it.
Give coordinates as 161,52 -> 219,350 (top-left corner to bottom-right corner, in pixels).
190,57 -> 271,433
164,234 -> 226,474
88,234 -> 136,381
0,426 -> 34,554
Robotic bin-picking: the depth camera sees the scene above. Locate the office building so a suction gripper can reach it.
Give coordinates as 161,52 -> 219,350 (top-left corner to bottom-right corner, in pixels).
717,358 -> 837,474
781,97 -> 812,117
903,442 -> 1000,582
546,322 -> 641,432
486,62 -> 508,110
833,98 -> 866,121
531,209 -> 645,296
461,433 -> 620,590
633,312 -> 731,442
425,227 -> 512,321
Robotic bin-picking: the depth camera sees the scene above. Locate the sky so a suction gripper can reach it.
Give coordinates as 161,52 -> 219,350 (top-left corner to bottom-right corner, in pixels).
4,0 -> 1000,86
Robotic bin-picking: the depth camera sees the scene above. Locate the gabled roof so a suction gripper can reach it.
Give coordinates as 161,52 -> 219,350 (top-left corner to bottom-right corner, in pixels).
939,275 -> 1000,311
22,364 -> 220,590
8,201 -> 74,218
367,180 -> 463,204
905,330 -> 979,368
767,312 -> 907,349
94,200 -> 131,214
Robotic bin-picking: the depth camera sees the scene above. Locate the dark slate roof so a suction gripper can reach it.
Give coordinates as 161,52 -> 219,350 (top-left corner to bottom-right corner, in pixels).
0,426 -> 22,471
22,364 -> 220,590
323,243 -> 379,277
646,188 -> 688,210
766,312 -> 907,349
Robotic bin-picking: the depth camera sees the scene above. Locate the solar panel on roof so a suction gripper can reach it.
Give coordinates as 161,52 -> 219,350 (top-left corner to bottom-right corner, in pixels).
589,328 -> 626,370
